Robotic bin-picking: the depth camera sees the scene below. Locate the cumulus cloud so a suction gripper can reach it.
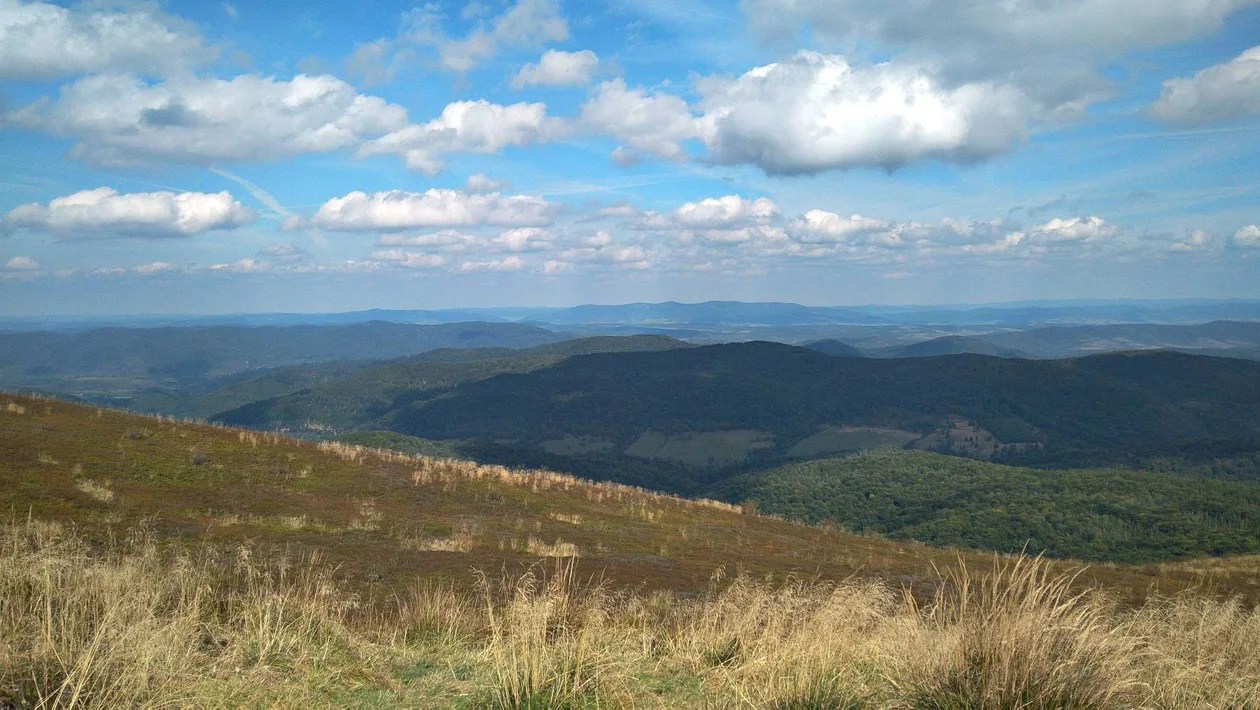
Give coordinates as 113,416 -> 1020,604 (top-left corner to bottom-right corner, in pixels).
9,73 -> 409,166
0,0 -> 215,80
360,100 -> 566,173
4,255 -> 39,271
789,211 -> 896,244
697,52 -> 1030,174
312,189 -> 560,231
465,173 -> 512,193
740,0 -> 1251,116
1150,46 -> 1260,125
512,49 -> 599,88
673,195 -> 780,228
1235,224 -> 1260,247
494,227 -> 553,251
6,188 -> 256,238
580,79 -> 706,162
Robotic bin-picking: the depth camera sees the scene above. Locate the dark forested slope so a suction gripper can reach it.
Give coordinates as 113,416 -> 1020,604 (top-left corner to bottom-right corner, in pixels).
383,343 -> 1260,467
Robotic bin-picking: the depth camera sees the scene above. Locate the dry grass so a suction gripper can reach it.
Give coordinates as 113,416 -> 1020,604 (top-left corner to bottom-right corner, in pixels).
2,520 -> 1258,708
73,480 -> 115,504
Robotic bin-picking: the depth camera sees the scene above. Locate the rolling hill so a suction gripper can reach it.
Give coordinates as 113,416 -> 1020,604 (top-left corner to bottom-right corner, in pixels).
375,344 -> 1260,485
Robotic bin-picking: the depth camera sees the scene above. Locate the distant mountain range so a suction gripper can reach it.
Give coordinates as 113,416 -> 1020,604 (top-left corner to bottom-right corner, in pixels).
6,298 -> 1260,332
0,321 -> 568,396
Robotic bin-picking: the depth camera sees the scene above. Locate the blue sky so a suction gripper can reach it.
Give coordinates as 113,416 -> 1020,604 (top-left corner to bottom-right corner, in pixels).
1,0 -> 1259,314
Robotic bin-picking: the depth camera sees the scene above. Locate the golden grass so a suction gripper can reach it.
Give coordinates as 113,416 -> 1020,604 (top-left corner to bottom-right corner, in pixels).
2,519 -> 1258,708
73,480 -> 115,504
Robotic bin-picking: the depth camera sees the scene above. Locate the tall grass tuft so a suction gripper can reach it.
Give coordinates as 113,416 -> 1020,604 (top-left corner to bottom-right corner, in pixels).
904,555 -> 1140,709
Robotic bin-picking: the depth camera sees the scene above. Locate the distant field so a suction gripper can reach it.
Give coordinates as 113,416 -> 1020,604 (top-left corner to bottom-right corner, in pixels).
788,426 -> 920,457
626,429 -> 775,467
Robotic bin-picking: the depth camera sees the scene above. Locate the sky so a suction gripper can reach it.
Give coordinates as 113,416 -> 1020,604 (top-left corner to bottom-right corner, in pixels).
1,0 -> 1259,315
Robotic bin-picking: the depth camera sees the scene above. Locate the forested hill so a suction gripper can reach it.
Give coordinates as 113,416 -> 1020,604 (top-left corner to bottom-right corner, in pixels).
384,342 -> 1260,467
213,334 -> 691,431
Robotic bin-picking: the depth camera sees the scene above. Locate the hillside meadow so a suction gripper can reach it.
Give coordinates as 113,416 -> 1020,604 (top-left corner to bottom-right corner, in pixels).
3,393 -> 1260,707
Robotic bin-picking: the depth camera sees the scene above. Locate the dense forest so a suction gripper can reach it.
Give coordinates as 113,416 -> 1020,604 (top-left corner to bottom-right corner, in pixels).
712,449 -> 1260,563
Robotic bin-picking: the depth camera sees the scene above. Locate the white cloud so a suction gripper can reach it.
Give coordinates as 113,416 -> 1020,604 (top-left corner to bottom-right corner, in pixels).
740,0 -> 1253,115
466,173 -> 512,193
4,255 -> 39,271
580,79 -> 705,162
1028,216 -> 1121,243
368,250 -> 447,268
0,0 -> 215,80
210,258 -> 270,273
260,243 -> 306,263
312,189 -> 560,231
673,195 -> 780,228
697,51 -> 1030,174
743,0 -> 1251,54
132,261 -> 179,275
512,49 -> 599,88
1150,46 -> 1260,125
10,73 -> 409,166
1234,224 -> 1260,247
377,230 -> 475,250
6,188 -> 256,238
360,100 -> 565,174
494,227 -> 553,251
789,210 -> 896,244
459,255 -> 524,272
1167,229 -> 1214,253
425,0 -> 568,73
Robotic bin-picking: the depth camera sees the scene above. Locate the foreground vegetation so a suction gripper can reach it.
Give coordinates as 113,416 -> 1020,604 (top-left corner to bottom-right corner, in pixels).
3,519 -> 1258,708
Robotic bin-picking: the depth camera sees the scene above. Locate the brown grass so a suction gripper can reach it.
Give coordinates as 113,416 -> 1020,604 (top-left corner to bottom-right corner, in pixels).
2,519 -> 1258,708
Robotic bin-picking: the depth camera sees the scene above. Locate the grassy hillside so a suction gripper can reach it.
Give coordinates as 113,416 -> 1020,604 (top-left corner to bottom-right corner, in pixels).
214,335 -> 690,434
381,343 -> 1260,475
0,321 -> 569,397
713,450 -> 1260,563
4,393 -> 1260,707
